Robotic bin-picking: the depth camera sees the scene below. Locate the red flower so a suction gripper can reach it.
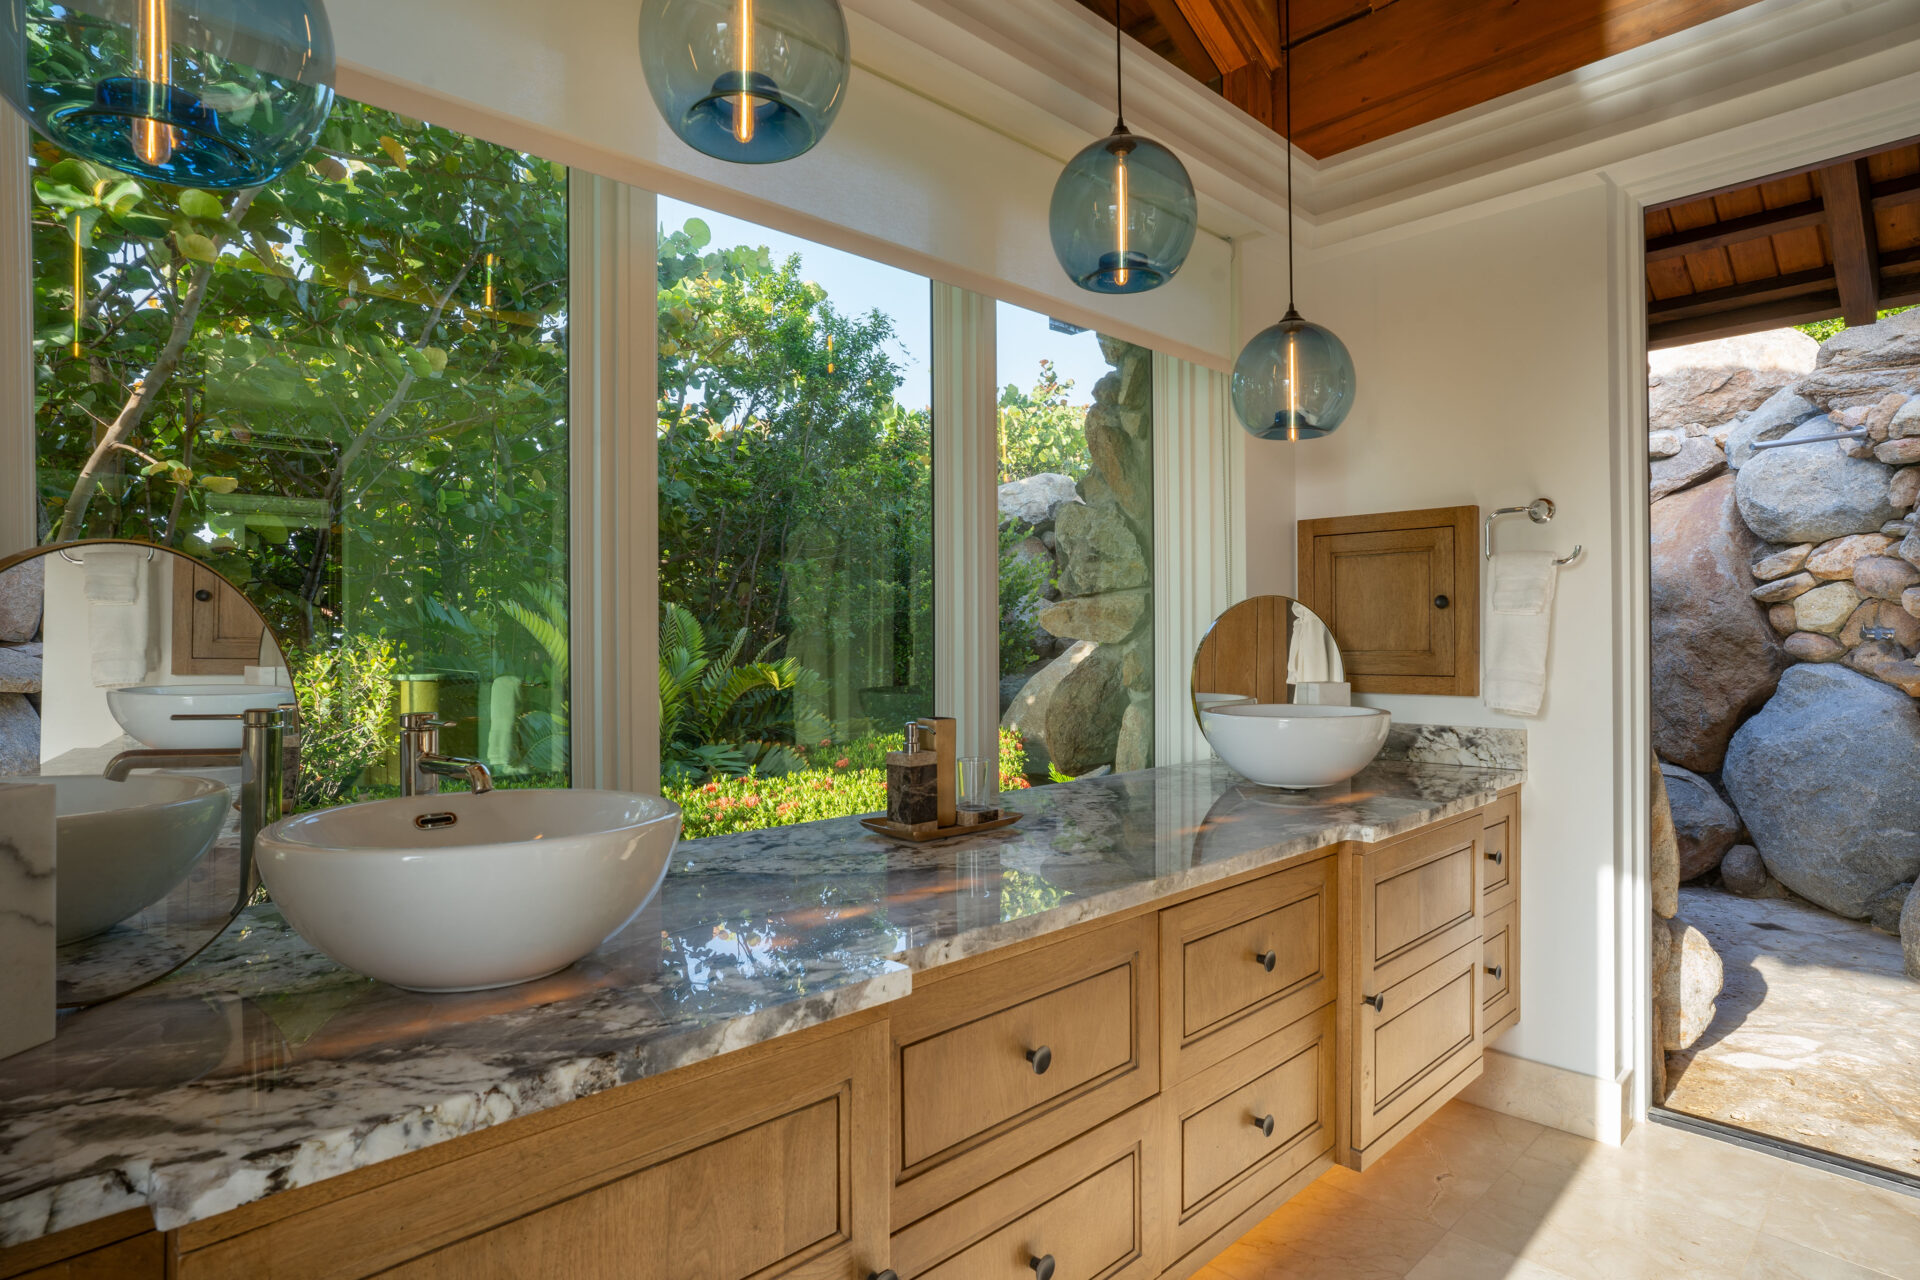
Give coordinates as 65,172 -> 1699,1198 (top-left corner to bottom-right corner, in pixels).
835,757 -> 850,769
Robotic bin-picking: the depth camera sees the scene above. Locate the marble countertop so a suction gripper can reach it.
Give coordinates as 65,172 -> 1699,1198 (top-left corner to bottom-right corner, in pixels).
0,754 -> 1520,1247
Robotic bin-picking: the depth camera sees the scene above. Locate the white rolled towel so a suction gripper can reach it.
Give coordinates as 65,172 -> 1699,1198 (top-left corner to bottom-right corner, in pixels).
1485,551 -> 1558,718
87,549 -> 153,687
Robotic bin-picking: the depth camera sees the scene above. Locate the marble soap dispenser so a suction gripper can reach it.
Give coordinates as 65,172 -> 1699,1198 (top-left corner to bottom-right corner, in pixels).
886,722 -> 939,829
0,780 -> 56,1058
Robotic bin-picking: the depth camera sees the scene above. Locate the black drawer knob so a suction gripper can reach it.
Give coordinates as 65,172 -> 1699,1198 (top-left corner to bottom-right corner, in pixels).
1252,1112 -> 1276,1138
1363,993 -> 1385,1013
1486,850 -> 1504,865
194,588 -> 213,601
1031,1254 -> 1056,1280
1254,949 -> 1277,972
1026,1045 -> 1052,1075
1486,964 -> 1503,979
1433,594 -> 1450,609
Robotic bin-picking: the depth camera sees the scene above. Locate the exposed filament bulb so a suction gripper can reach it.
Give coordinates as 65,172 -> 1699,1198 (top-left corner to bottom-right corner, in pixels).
1113,149 -> 1130,288
734,0 -> 756,145
133,0 -> 175,166
1286,333 -> 1299,442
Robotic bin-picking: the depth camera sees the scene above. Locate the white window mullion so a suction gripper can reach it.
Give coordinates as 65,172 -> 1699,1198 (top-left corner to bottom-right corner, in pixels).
931,283 -> 998,760
1,114 -> 34,558
568,172 -> 658,792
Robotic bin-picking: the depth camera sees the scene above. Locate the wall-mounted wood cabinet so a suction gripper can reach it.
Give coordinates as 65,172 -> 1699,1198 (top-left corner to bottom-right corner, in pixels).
1296,506 -> 1480,696
170,559 -> 266,676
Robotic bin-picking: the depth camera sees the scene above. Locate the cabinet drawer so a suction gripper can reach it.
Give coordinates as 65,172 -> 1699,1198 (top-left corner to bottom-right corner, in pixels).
1160,857 -> 1334,1083
1482,902 -> 1517,1037
891,916 -> 1158,1226
1166,1006 -> 1334,1260
1481,794 -> 1517,909
1363,815 -> 1482,989
1355,940 -> 1484,1155
890,1109 -> 1160,1280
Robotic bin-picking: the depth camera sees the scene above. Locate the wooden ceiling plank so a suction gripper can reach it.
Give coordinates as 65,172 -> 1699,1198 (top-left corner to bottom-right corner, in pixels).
1138,0 -> 1221,80
1169,0 -> 1257,73
1872,172 -> 1920,211
1821,160 -> 1883,325
1216,0 -> 1282,68
1770,226 -> 1829,276
1645,200 -> 1826,263
1725,238 -> 1781,284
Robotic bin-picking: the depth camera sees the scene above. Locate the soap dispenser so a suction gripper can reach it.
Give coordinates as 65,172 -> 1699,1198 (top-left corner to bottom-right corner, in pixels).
886,722 -> 939,829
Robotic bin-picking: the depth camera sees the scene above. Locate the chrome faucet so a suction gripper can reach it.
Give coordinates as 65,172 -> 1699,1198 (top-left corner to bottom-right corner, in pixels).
105,704 -> 295,912
398,712 -> 494,796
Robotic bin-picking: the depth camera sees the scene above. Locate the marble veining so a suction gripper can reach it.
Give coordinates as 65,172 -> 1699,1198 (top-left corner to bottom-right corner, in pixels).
0,783 -> 55,1063
1377,723 -> 1526,772
0,757 -> 1519,1246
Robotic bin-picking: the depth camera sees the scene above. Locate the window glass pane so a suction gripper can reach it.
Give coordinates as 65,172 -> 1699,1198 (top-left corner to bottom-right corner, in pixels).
658,199 -> 934,836
996,302 -> 1153,780
29,99 -> 570,802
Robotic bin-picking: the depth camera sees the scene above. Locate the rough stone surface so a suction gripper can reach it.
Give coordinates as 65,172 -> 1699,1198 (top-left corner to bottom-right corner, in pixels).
1037,588 -> 1148,644
1053,498 -> 1147,595
1649,428 -> 1685,459
999,640 -> 1095,773
1649,330 -> 1818,433
1893,395 -> 1920,438
0,641 -> 42,694
1792,581 -> 1861,634
1806,533 -> 1895,579
1848,643 -> 1920,697
1661,763 -> 1743,881
998,473 -> 1081,529
0,558 -> 42,645
1649,436 -> 1727,500
1725,388 -> 1819,468
1783,631 -> 1847,662
0,692 -> 37,774
1736,418 -> 1898,544
1838,599 -> 1920,650
1906,883 -> 1920,980
1114,694 -> 1151,774
1853,555 -> 1920,601
1720,845 -> 1786,898
1655,913 -> 1724,1052
1750,544 -> 1812,581
1651,757 -> 1679,919
1086,410 -> 1149,519
1043,644 -> 1127,776
1875,437 -> 1920,466
1751,572 -> 1817,603
1893,467 -> 1920,512
1767,602 -> 1799,635
1724,663 -> 1920,918
1651,475 -> 1790,772
1868,880 -> 1914,935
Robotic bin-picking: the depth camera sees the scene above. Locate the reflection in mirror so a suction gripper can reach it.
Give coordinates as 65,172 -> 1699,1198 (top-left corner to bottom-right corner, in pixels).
0,540 -> 294,1007
1188,595 -> 1346,726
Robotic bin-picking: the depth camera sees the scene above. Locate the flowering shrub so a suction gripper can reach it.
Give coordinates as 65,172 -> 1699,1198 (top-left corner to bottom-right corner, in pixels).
669,727 -> 1031,840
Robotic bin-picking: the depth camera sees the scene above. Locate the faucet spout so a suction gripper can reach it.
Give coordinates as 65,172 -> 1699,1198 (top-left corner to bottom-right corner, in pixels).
398,712 -> 494,796
416,754 -> 495,795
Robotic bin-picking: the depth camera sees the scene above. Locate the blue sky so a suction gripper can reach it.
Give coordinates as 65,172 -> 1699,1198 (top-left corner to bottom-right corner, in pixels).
660,197 -> 1110,411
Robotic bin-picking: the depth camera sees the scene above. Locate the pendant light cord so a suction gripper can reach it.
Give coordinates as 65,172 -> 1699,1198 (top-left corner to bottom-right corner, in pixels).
1283,0 -> 1295,315
1114,0 -> 1124,128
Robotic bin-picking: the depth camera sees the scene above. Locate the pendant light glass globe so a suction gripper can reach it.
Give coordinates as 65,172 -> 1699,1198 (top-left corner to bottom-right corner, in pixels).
1233,310 -> 1356,441
1050,126 -> 1196,294
639,0 -> 848,165
0,0 -> 335,189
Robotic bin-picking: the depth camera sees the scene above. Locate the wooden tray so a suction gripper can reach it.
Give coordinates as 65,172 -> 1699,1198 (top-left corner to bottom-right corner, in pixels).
860,811 -> 1024,843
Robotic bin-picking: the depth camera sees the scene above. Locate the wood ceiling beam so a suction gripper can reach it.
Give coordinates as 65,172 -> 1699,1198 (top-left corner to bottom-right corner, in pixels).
1644,200 -> 1827,264
1138,0 -> 1221,80
1821,160 -> 1882,326
1168,0 -> 1257,72
1649,292 -> 1844,349
1872,171 -> 1920,211
1646,266 -> 1838,324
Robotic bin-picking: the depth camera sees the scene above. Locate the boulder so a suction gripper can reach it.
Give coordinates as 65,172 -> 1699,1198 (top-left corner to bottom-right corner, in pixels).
1724,663 -> 1920,917
1752,572 -> 1816,603
1876,438 -> 1920,467
1001,640 -> 1096,773
1792,581 -> 1861,634
1847,642 -> 1920,697
1783,631 -> 1846,662
1721,845 -> 1786,898
1086,408 -> 1150,519
1651,475 -> 1790,772
1751,544 -> 1812,581
1854,556 -> 1920,601
1118,635 -> 1152,694
1038,588 -> 1149,644
1114,694 -> 1152,774
1736,418 -> 1897,543
1809,308 -> 1920,383
1655,915 -> 1724,1052
1649,436 -> 1727,500
1894,396 -> 1920,439
998,473 -> 1082,529
0,693 -> 37,775
1648,330 -> 1818,433
0,558 -> 42,645
1651,757 -> 1679,919
1649,429 -> 1685,459
1869,880 -> 1914,935
1806,533 -> 1895,579
1893,468 -> 1920,511
1725,388 -> 1819,468
1839,599 -> 1920,650
1091,370 -> 1121,406
1660,763 -> 1742,880
0,642 -> 42,694
1904,883 -> 1920,981
1098,335 -> 1152,407
1867,392 -> 1910,438
1768,603 -> 1799,635
1044,644 -> 1127,776
999,671 -> 1034,717
1054,497 -> 1147,595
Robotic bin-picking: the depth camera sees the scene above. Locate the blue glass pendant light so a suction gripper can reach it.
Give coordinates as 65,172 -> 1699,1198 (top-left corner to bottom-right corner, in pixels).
1232,0 -> 1356,440
0,0 -> 335,188
1049,0 -> 1196,294
640,0 -> 849,165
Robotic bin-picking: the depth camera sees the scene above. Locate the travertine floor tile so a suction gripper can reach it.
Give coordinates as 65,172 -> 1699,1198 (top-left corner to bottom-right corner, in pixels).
1321,1102 -> 1539,1228
1403,1229 -> 1576,1280
1762,1161 -> 1920,1279
1743,1233 -> 1901,1280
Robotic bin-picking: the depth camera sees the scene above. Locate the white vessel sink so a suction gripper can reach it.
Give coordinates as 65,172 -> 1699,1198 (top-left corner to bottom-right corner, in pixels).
257,790 -> 682,992
107,684 -> 296,750
0,774 -> 231,942
1200,703 -> 1391,790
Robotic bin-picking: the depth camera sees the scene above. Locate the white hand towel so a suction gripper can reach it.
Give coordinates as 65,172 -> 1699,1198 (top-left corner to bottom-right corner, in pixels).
1485,551 -> 1558,718
88,550 -> 153,687
1285,603 -> 1344,686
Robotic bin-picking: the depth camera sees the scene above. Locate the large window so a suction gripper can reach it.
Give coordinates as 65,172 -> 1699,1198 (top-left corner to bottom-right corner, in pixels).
30,99 -> 570,798
996,302 -> 1153,780
656,199 -> 935,834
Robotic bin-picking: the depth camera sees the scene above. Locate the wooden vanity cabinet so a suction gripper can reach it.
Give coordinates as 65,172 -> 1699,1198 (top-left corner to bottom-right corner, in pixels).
1479,792 -> 1522,1039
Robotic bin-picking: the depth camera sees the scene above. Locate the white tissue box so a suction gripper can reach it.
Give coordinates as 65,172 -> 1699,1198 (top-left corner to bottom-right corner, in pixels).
1292,682 -> 1352,707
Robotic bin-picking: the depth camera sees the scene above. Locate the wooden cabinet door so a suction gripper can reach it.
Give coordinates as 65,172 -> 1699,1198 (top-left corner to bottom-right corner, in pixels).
171,560 -> 265,675
1296,506 -> 1479,696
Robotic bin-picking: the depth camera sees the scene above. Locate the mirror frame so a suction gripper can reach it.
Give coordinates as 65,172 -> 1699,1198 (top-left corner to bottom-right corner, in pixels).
1189,594 -> 1346,728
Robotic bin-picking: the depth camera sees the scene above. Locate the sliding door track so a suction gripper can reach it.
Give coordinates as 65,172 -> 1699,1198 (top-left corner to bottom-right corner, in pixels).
1651,1107 -> 1920,1199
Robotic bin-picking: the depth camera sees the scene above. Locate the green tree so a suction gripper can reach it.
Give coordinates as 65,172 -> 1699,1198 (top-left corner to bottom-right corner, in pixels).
998,359 -> 1090,482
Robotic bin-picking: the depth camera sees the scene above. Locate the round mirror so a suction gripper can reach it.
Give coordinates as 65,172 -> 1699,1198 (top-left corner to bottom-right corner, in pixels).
1189,595 -> 1346,727
0,539 -> 295,1007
